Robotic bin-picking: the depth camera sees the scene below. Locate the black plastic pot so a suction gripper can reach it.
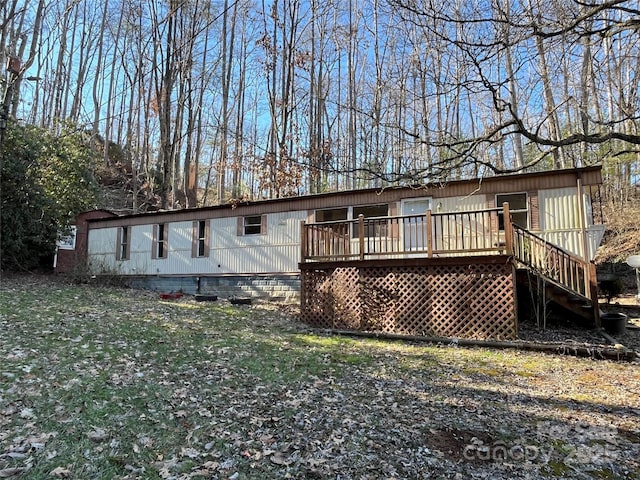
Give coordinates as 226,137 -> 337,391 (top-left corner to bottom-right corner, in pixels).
230,297 -> 252,305
601,312 -> 627,335
195,294 -> 218,302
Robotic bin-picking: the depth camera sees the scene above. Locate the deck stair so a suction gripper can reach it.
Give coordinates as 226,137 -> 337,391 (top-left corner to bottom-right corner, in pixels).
511,224 -> 599,325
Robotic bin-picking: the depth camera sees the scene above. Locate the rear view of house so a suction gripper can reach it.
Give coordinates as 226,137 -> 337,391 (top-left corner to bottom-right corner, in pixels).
56,166 -> 605,340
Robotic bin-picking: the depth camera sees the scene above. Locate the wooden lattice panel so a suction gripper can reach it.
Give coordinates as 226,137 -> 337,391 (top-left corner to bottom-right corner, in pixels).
300,258 -> 517,340
331,268 -> 361,330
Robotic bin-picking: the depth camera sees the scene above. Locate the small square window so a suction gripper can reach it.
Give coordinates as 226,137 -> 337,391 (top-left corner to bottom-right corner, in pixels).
243,215 -> 263,235
497,193 -> 528,229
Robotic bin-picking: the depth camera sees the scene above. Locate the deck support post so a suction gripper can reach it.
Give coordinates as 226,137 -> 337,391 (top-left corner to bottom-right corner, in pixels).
589,261 -> 600,328
576,174 -> 592,300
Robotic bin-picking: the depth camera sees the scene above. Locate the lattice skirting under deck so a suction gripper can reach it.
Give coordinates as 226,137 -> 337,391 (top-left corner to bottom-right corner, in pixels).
300,258 -> 517,340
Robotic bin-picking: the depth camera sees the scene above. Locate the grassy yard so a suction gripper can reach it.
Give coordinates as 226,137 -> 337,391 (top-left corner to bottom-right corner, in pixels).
0,276 -> 639,479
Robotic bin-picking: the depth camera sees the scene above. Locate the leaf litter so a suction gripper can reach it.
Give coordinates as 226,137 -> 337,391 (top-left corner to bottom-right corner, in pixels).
0,274 -> 638,479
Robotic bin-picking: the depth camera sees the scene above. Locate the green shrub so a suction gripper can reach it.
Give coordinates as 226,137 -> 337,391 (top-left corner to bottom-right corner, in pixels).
599,276 -> 625,303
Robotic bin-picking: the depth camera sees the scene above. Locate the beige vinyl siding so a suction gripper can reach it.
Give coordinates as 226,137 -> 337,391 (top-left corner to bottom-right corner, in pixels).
88,225 -> 152,274
539,187 -> 581,232
433,194 -> 488,213
211,212 -> 305,274
538,187 -> 581,257
87,212 -> 306,276
537,187 -> 603,260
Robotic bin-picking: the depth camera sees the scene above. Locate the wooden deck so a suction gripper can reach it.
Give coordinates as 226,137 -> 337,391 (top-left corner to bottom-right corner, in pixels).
299,204 -> 599,340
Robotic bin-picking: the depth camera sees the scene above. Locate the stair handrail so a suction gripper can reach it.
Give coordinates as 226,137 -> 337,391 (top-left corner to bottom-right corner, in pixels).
511,223 -> 591,301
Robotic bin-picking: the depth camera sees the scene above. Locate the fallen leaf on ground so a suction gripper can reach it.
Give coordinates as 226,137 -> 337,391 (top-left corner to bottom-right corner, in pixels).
49,466 -> 71,478
87,428 -> 108,442
0,468 -> 27,478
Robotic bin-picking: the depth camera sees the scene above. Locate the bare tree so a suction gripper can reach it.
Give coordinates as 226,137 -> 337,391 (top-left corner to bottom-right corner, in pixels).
388,0 -> 640,181
6,0 -> 639,209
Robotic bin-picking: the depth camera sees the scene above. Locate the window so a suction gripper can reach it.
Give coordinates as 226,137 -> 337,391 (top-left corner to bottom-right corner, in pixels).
244,216 -> 262,235
192,220 -> 210,257
315,208 -> 348,235
117,226 -> 130,260
315,208 -> 348,223
153,223 -> 169,259
238,215 -> 266,236
353,204 -> 389,238
313,205 -> 390,238
401,198 -> 431,216
497,193 -> 528,229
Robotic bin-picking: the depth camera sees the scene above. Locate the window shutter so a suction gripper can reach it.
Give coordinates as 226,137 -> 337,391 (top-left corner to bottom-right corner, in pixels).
191,221 -> 198,258
152,224 -> 158,259
116,227 -> 122,260
237,217 -> 243,236
162,223 -> 169,258
204,220 -> 210,256
261,215 -> 267,235
125,228 -> 131,259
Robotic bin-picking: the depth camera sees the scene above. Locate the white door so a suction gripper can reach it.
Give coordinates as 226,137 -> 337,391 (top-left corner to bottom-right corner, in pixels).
401,198 -> 431,251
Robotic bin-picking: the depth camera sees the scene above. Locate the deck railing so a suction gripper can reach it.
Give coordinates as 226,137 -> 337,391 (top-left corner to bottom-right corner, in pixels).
301,204 -> 595,299
300,204 -> 513,262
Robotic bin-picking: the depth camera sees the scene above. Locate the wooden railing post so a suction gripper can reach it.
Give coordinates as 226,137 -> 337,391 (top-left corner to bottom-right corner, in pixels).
300,221 -> 307,262
358,214 -> 365,260
426,210 -> 433,258
503,202 -> 513,255
589,261 -> 600,328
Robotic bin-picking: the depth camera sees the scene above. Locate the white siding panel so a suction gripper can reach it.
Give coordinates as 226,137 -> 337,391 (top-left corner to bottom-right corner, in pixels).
540,230 -> 582,258
88,212 -> 306,276
212,245 -> 301,274
539,187 -> 579,231
435,194 -> 487,213
88,228 -> 116,255
539,225 -> 604,261
537,187 -> 604,260
210,211 -> 306,274
170,222 -> 195,251
87,228 -> 118,274
126,225 -> 153,275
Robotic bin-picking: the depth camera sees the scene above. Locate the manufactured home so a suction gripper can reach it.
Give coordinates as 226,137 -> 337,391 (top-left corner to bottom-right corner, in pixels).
56,166 -> 605,339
